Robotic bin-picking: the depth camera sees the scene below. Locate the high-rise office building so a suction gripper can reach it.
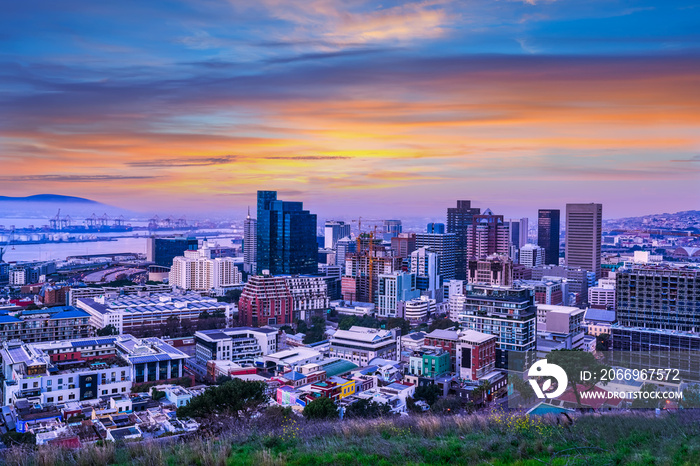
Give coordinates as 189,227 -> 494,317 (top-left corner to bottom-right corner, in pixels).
415,232 -> 457,281
383,219 -> 402,240
147,236 -> 198,267
565,203 -> 602,278
427,223 -> 445,234
466,209 -> 510,260
376,272 -> 420,318
256,190 -> 318,275
537,209 -> 560,266
519,243 -> 544,268
447,200 -> 481,280
507,218 -> 529,250
391,233 -> 417,258
244,207 -> 257,274
336,237 -> 356,269
324,221 -> 351,249
410,247 -> 442,299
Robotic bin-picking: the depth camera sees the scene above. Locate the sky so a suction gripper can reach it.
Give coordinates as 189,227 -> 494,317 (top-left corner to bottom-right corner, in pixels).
1,0 -> 699,220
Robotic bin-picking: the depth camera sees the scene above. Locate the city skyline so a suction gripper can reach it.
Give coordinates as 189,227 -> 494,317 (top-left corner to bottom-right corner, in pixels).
2,1 -> 699,219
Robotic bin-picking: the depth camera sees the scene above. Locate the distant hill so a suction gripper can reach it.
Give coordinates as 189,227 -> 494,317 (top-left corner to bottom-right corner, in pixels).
0,194 -> 99,203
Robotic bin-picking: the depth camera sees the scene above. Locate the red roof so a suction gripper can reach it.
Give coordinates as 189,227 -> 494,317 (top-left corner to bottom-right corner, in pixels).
557,384 -> 622,410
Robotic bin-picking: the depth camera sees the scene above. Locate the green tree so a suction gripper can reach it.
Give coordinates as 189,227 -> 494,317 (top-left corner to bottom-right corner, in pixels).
176,379 -> 268,419
433,396 -> 462,415
680,384 -> 700,409
596,333 -> 611,351
296,320 -> 308,334
428,318 -> 456,332
631,383 -> 661,409
303,316 -> 327,344
151,387 -> 166,400
344,398 -> 391,419
386,317 -> 410,336
414,383 -> 441,406
303,397 -> 339,420
509,373 -> 536,404
548,349 -> 610,408
96,324 -> 118,336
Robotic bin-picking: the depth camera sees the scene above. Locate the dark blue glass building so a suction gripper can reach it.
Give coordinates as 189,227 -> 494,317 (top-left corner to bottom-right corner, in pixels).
256,191 -> 318,275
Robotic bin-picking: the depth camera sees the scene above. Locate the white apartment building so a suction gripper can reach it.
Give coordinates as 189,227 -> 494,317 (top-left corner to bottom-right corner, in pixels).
194,327 -> 279,366
170,246 -> 242,292
519,244 -> 544,268
588,273 -> 616,310
329,326 -> 399,366
1,335 -> 188,406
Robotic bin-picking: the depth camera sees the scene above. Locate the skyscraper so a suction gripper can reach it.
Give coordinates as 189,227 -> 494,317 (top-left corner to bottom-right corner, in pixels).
466,209 -> 510,260
410,246 -> 442,299
416,232 -> 457,281
244,207 -> 257,274
447,200 -> 481,280
537,209 -> 560,266
324,220 -> 351,249
146,235 -> 198,267
507,218 -> 529,250
519,243 -> 544,268
256,190 -> 318,275
565,203 -> 602,278
383,219 -> 403,240
427,223 -> 445,234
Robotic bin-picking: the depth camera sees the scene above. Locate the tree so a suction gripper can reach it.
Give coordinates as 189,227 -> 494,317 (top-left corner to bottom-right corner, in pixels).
296,320 -> 308,334
595,333 -> 611,351
631,383 -> 661,409
344,398 -> 391,419
303,397 -> 339,420
414,383 -> 441,406
547,349 -> 611,408
151,387 -> 166,401
386,317 -> 410,336
303,316 -> 327,344
97,324 -> 118,336
429,318 -> 456,332
472,380 -> 491,405
509,373 -> 536,404
176,379 -> 268,419
433,396 -> 462,415
680,384 -> 700,409
161,315 -> 181,336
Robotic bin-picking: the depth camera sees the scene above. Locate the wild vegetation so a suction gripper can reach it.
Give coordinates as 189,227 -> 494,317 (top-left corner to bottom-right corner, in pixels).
5,409 -> 700,465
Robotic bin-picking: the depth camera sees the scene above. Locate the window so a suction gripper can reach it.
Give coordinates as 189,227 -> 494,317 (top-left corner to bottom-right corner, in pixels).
47,380 -> 52,386
102,390 -> 108,395
58,396 -> 63,401
112,388 -> 118,394
69,394 -> 75,400
122,387 -> 126,392
47,397 -> 54,403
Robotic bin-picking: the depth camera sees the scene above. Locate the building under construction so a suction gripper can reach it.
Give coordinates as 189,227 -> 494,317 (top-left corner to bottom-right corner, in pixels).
341,233 -> 401,305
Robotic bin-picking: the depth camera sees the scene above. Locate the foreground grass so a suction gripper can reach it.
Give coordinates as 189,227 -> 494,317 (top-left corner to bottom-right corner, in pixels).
4,411 -> 700,465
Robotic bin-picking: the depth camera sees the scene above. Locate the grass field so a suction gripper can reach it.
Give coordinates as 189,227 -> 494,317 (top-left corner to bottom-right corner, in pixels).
4,410 -> 700,465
